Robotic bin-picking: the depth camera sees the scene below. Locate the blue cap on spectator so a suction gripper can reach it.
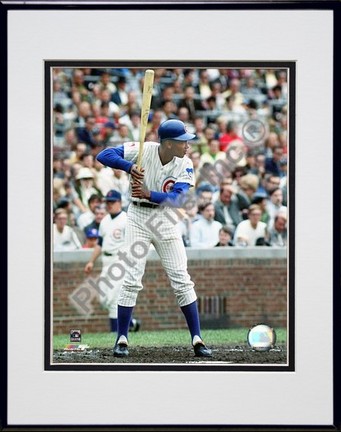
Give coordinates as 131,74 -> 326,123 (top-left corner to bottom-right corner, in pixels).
252,191 -> 268,204
57,196 -> 71,207
196,182 -> 215,195
85,228 -> 99,238
104,121 -> 116,129
104,189 -> 122,202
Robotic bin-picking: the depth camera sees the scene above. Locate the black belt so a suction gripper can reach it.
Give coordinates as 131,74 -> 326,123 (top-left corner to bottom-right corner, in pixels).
132,201 -> 160,209
103,252 -> 113,256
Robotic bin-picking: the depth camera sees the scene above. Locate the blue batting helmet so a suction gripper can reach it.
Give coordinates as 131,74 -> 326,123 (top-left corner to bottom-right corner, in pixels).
158,119 -> 196,141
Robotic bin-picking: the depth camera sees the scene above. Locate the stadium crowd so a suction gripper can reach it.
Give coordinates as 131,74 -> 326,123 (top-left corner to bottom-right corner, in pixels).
52,67 -> 288,251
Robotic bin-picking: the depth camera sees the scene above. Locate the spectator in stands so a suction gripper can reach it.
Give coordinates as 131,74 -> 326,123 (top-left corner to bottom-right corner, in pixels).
270,84 -> 287,121
263,173 -> 281,195
53,156 -> 65,179
84,205 -> 107,233
111,76 -> 129,107
244,150 -> 257,174
82,227 -> 100,249
268,211 -> 287,247
79,152 -> 95,170
199,139 -> 226,167
173,78 -> 184,98
249,152 -> 266,180
62,128 -> 78,154
264,132 -> 280,158
71,69 -> 91,103
94,71 -> 116,96
188,150 -> 201,182
60,180 -> 87,216
251,192 -> 270,226
220,95 -> 247,124
195,182 -> 215,205
240,75 -> 263,102
122,91 -> 140,117
147,109 -> 164,136
69,142 -> 87,165
210,81 -> 225,110
53,208 -> 82,251
266,187 -> 287,228
53,178 -> 65,212
204,96 -> 219,124
112,123 -> 134,145
196,163 -> 220,195
127,111 -> 141,141
237,173 -> 259,208
161,100 -> 178,120
279,155 -> 287,178
214,183 -> 243,233
191,116 -> 208,153
75,167 -> 102,209
77,194 -> 102,230
219,120 -> 243,152
53,78 -> 71,109
233,204 -> 268,246
215,226 -> 234,247
198,69 -> 212,100
265,145 -> 284,176
177,200 -> 200,247
178,86 -> 205,121
190,202 -> 222,248
92,101 -> 109,128
231,166 -> 247,189
90,142 -> 105,159
222,78 -> 244,106
279,157 -> 288,205
182,69 -> 199,91
178,107 -> 196,134
76,115 -> 99,148
197,125 -> 216,155
151,85 -> 175,110
94,88 -> 120,117
101,121 -> 116,145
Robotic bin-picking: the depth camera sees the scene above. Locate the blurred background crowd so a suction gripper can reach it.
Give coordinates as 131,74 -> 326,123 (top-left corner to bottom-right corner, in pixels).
52,67 -> 289,251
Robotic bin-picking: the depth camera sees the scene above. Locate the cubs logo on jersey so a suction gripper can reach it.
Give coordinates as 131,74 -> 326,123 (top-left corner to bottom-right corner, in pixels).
162,176 -> 176,193
112,228 -> 123,240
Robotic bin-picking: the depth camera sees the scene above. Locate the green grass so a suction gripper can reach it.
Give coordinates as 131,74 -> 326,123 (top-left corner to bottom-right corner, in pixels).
53,328 -> 287,350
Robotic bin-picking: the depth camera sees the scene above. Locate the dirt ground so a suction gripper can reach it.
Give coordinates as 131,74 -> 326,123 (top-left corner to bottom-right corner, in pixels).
53,344 -> 287,365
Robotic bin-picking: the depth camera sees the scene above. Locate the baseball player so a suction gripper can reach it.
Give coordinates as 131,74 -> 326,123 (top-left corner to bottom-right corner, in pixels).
84,189 -> 140,333
96,119 -> 212,358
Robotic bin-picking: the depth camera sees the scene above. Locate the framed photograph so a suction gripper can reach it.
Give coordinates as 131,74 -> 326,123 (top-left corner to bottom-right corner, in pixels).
3,1 -> 340,430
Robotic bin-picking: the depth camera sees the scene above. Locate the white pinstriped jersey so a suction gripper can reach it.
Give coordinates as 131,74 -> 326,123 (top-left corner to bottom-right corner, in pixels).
99,211 -> 127,255
123,141 -> 195,203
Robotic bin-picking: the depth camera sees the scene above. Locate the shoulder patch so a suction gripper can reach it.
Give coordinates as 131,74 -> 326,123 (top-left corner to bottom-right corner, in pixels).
185,167 -> 194,179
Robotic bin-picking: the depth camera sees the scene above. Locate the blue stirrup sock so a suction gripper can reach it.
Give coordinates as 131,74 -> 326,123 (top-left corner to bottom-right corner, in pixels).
110,317 -> 136,333
110,318 -> 118,332
180,301 -> 202,343
116,305 -> 134,343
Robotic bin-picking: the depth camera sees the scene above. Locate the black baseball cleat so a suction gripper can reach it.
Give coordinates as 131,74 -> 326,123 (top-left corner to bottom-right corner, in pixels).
113,343 -> 129,357
193,342 -> 212,358
129,318 -> 141,332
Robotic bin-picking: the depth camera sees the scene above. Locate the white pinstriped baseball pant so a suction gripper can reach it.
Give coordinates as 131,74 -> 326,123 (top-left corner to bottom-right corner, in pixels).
118,204 -> 197,308
98,255 -> 123,319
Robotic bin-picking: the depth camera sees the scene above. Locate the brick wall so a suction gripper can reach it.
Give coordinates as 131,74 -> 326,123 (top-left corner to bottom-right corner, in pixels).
53,248 -> 287,335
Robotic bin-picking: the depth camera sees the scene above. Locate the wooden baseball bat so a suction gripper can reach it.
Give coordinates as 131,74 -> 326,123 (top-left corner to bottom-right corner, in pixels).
136,69 -> 154,169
